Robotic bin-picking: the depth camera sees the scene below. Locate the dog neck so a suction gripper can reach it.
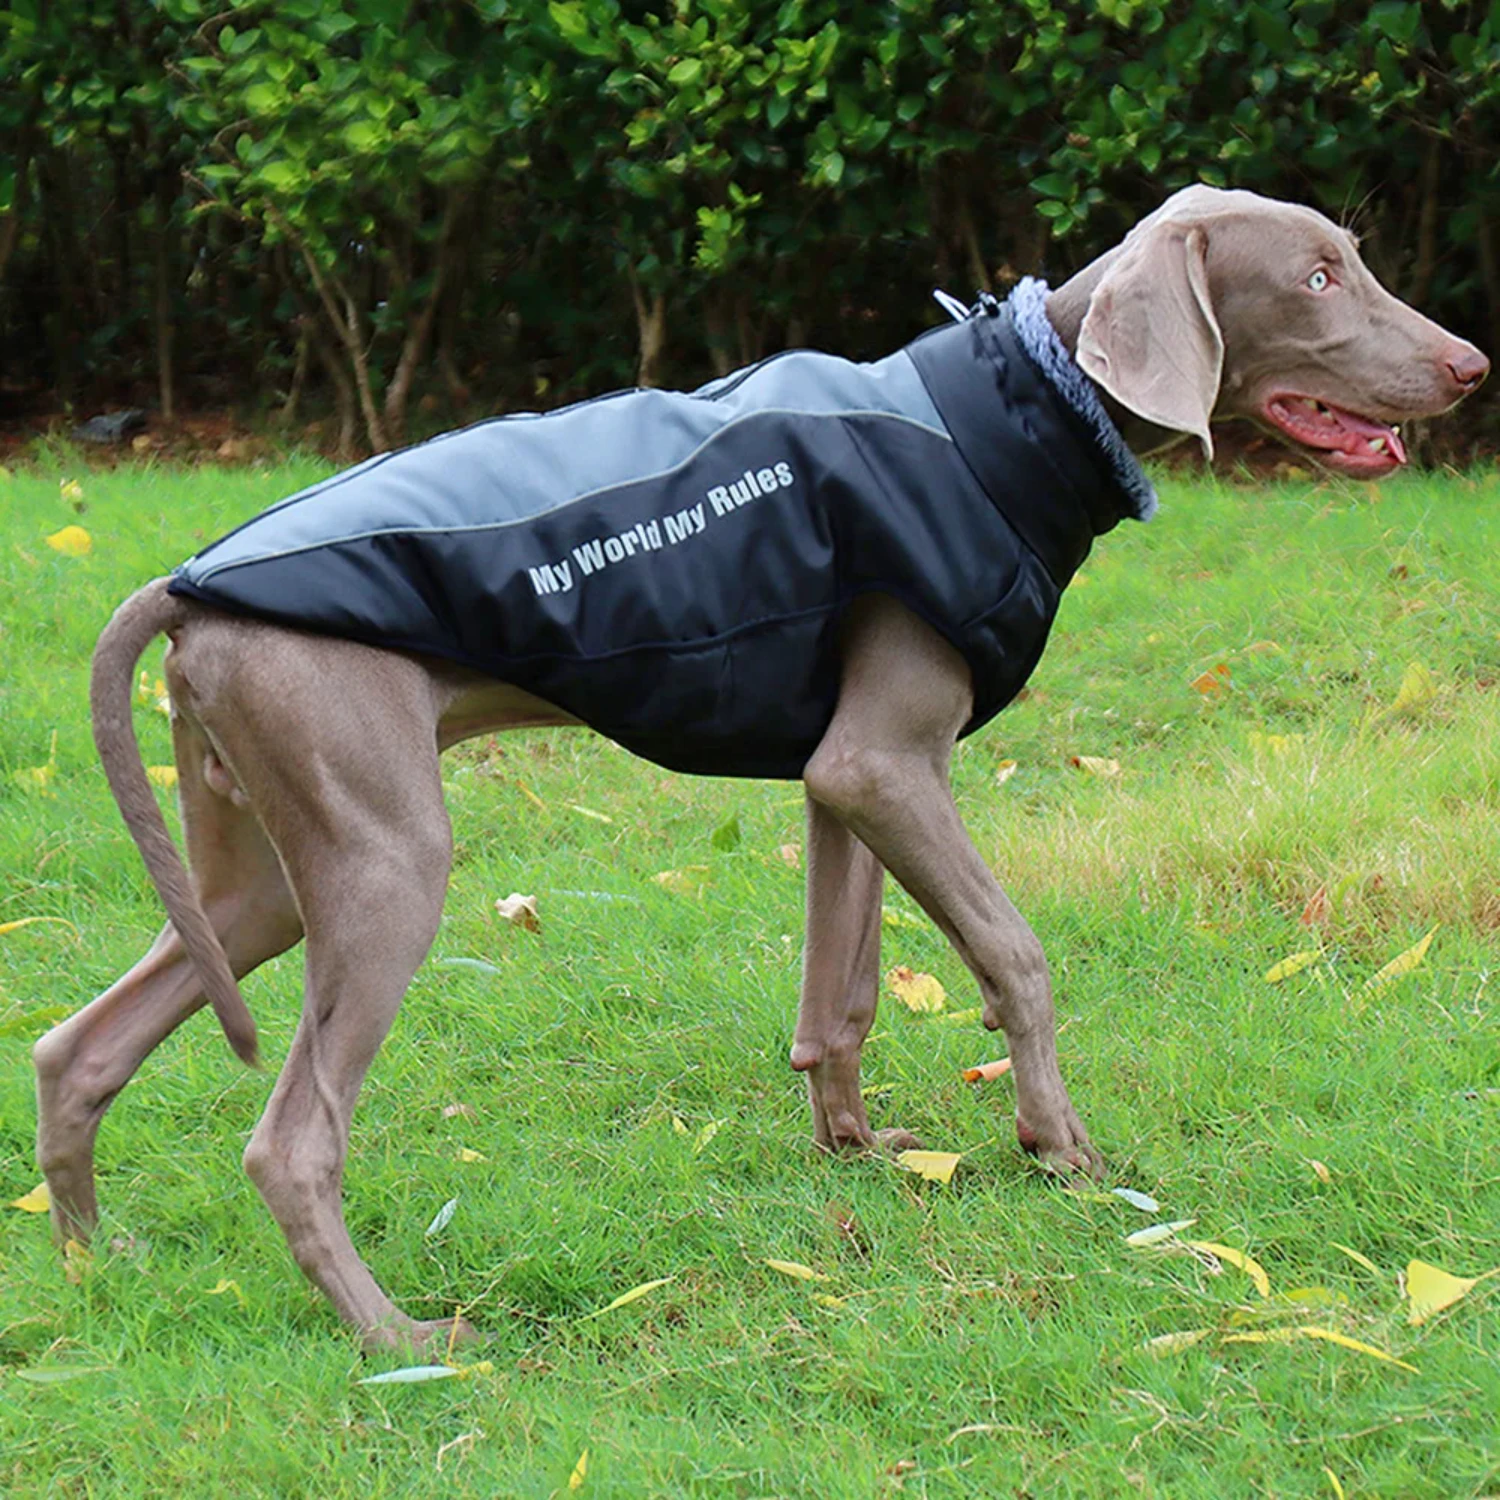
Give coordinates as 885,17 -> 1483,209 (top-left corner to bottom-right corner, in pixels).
1044,262 -> 1195,462
1006,278 -> 1157,522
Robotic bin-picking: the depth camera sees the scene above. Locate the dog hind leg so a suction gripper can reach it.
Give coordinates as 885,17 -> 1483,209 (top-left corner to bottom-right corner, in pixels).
213,647 -> 468,1352
35,713 -> 303,1243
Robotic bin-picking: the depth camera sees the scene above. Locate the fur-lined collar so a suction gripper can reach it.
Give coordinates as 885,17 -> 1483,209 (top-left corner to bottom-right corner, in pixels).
1007,277 -> 1158,522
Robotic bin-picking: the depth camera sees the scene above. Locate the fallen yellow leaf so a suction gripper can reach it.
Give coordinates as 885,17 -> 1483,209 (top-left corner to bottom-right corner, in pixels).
13,730 -> 58,796
1307,1159 -> 1332,1184
206,1277 -> 247,1307
886,965 -> 946,1013
1388,661 -> 1437,717
458,1148 -> 487,1163
146,765 -> 178,789
1324,1467 -> 1347,1500
1264,949 -> 1321,984
1296,1325 -> 1418,1373
1363,926 -> 1437,992
1331,1243 -> 1383,1278
896,1149 -> 962,1184
1405,1258 -> 1495,1325
1070,755 -> 1121,778
652,866 -> 710,898
494,892 -> 540,931
1184,1241 -> 1271,1297
765,1259 -> 829,1283
62,1238 -> 93,1284
137,673 -> 170,715
0,916 -> 79,939
994,758 -> 1018,784
569,1448 -> 588,1491
1142,1329 -> 1212,1357
1125,1219 -> 1197,1248
45,524 -> 92,557
565,803 -> 613,824
578,1276 -> 674,1320
10,1182 -> 51,1213
1250,731 -> 1303,756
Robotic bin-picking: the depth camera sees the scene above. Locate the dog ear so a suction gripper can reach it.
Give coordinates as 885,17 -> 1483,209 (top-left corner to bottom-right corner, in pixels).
1076,223 -> 1223,459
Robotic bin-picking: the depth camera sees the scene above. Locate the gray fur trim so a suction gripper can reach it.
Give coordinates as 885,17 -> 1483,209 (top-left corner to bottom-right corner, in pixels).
1007,277 -> 1157,522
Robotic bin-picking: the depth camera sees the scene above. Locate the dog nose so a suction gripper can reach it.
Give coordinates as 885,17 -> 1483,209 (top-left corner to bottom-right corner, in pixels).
1446,342 -> 1490,392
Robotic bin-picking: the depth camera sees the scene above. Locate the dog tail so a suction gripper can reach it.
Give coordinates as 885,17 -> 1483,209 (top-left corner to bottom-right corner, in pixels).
90,579 -> 259,1067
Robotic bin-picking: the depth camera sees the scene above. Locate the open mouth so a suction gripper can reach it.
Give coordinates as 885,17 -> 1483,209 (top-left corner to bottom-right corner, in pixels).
1261,395 -> 1407,478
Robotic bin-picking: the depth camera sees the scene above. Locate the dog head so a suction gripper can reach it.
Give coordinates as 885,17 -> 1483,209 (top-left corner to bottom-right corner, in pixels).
1074,184 -> 1488,475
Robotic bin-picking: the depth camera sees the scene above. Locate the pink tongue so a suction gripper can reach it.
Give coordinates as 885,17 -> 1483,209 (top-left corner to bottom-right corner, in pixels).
1327,403 -> 1405,462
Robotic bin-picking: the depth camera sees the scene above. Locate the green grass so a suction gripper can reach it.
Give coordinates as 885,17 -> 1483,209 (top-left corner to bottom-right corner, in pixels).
1,455 -> 1498,1498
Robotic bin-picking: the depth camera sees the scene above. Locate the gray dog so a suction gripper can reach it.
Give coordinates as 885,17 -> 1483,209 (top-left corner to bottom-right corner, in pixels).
36,187 -> 1487,1351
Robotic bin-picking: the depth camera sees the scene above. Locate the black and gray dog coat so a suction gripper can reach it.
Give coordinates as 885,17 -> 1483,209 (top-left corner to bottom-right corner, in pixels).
170,281 -> 1155,779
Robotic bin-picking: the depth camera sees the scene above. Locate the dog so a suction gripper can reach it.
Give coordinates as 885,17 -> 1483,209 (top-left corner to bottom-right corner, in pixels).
35,186 -> 1488,1351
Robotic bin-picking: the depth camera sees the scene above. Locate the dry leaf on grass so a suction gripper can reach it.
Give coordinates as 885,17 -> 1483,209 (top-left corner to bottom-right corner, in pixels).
45,524 -> 91,556
1300,885 -> 1331,927
578,1276 -> 674,1320
960,1058 -> 1011,1082
652,866 -> 710,898
495,892 -> 540,931
896,1149 -> 963,1184
10,1182 -> 50,1213
1070,755 -> 1121,778
1386,661 -> 1437,718
1183,1241 -> 1271,1298
1264,949 -> 1321,984
1125,1219 -> 1196,1247
0,916 -> 79,940
1405,1258 -> 1499,1325
1363,926 -> 1437,991
994,758 -> 1018,784
1191,663 -> 1231,696
1330,1243 -> 1383,1278
569,1448 -> 589,1490
1143,1329 -> 1213,1357
886,965 -> 945,1013
146,765 -> 178,789
765,1259 -> 829,1283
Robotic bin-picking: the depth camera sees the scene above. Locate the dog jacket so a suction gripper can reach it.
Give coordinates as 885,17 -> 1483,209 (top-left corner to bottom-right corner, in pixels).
169,281 -> 1155,779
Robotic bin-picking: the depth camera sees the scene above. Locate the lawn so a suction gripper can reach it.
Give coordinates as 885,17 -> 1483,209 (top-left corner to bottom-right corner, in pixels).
1,454 -> 1498,1497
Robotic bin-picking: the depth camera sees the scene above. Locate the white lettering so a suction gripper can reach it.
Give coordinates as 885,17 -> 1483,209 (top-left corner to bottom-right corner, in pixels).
774,460 -> 794,488
572,537 -> 606,575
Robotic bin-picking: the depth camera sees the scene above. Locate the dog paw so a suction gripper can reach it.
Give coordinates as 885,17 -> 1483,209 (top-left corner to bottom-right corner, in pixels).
361,1314 -> 480,1358
872,1126 -> 924,1153
1015,1110 -> 1105,1181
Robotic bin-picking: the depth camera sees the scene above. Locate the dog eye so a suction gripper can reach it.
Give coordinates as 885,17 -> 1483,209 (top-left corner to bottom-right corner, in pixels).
1307,268 -> 1331,292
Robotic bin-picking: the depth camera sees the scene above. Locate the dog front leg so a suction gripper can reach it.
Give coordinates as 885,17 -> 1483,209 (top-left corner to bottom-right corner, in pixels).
804,596 -> 1101,1178
790,794 -> 921,1153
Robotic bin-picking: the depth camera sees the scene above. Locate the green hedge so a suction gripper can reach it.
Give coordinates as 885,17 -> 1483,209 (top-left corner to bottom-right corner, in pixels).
3,0 -> 1496,454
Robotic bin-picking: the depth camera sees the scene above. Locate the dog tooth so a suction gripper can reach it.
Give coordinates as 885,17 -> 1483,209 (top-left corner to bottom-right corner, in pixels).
1369,436 -> 1387,452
